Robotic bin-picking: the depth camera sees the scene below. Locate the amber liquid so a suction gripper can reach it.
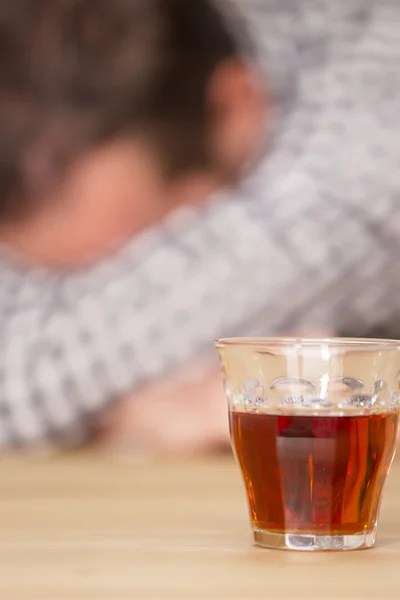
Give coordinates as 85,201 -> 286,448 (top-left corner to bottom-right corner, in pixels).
231,411 -> 399,535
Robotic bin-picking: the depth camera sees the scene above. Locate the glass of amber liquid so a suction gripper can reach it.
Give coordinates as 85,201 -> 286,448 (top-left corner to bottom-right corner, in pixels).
216,338 -> 400,551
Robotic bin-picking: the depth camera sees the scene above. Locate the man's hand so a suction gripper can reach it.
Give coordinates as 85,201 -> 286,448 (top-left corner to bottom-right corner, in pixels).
95,359 -> 230,454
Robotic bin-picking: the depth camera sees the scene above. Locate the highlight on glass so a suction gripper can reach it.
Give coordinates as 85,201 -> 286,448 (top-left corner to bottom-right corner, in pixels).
216,338 -> 400,551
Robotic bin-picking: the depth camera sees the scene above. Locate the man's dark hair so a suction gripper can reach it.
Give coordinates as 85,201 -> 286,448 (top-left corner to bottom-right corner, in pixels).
0,0 -> 241,220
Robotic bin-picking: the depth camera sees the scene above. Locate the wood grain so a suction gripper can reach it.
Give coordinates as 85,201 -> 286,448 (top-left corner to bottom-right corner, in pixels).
0,452 -> 399,599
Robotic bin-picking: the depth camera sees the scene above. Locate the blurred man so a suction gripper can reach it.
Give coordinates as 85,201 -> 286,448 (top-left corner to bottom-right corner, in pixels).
0,0 -> 265,451
2,0 -> 400,453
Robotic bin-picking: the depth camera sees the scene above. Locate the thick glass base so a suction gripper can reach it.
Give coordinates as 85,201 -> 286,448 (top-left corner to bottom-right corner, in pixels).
253,528 -> 377,551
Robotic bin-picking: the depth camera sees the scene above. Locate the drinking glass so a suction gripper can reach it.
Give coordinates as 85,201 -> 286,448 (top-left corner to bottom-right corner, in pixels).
216,338 -> 400,551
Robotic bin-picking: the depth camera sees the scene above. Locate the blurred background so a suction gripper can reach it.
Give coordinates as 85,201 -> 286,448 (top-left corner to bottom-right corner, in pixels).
0,0 -> 399,456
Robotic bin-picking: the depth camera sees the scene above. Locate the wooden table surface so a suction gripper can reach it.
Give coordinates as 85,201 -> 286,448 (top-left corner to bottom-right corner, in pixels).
0,452 -> 400,600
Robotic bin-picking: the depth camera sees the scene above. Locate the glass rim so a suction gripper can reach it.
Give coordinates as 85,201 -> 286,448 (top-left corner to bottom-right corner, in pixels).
215,336 -> 400,351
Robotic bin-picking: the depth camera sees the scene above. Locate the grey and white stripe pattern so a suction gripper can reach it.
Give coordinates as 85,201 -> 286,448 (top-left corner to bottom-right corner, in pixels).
1,0 -> 400,447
